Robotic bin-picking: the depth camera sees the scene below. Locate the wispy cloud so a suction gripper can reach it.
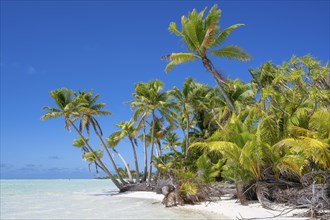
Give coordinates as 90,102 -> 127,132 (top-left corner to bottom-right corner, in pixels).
48,156 -> 62,160
47,167 -> 69,172
0,163 -> 14,169
27,66 -> 37,74
26,164 -> 37,168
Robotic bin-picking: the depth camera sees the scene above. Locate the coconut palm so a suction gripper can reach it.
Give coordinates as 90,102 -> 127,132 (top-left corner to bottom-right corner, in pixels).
273,109 -> 330,174
140,118 -> 149,181
75,90 -> 127,184
41,88 -> 124,190
189,112 -> 280,205
164,4 -> 251,113
130,80 -> 175,183
72,137 -> 106,174
162,132 -> 181,152
170,78 -> 199,157
105,135 -> 134,183
82,149 -> 104,174
108,119 -> 140,182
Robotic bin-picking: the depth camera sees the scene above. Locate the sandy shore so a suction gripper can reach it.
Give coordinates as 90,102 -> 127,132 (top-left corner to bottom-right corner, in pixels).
116,191 -> 309,220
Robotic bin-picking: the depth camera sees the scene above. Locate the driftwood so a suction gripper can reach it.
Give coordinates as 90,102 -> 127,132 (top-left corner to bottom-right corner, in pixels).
240,171 -> 330,219
120,182 -> 155,192
119,171 -> 330,219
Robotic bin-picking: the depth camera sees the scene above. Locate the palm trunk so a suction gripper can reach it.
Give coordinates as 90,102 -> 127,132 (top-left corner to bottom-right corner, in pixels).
235,182 -> 246,205
142,119 -> 148,182
185,106 -> 190,157
202,57 -> 236,114
69,121 -> 124,190
156,141 -> 162,157
129,137 -> 140,183
113,148 -> 133,183
147,110 -> 155,183
95,132 -> 127,185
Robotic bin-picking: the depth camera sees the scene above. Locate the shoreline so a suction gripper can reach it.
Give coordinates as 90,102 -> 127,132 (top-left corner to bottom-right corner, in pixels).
116,191 -> 309,220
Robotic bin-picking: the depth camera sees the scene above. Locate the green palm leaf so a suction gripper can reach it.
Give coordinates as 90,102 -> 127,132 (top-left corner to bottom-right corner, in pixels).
168,22 -> 183,36
214,24 -> 245,47
205,5 -> 221,27
210,45 -> 251,61
165,53 -> 201,73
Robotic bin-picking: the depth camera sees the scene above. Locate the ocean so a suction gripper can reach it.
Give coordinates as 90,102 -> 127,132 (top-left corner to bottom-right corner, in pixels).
0,179 -> 209,219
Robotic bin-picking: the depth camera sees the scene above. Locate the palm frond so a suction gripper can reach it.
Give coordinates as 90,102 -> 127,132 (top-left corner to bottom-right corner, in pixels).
309,110 -> 330,139
168,22 -> 183,36
210,45 -> 251,61
278,155 -> 306,175
190,141 -> 241,164
214,24 -> 244,47
205,5 -> 221,27
40,111 -> 63,120
200,23 -> 216,51
165,53 -> 201,73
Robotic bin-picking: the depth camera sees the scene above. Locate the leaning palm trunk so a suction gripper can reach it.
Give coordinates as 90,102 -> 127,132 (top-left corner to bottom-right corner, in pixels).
70,121 -> 124,190
113,148 -> 133,183
129,137 -> 140,182
202,57 -> 236,114
94,132 -> 127,184
147,111 -> 156,183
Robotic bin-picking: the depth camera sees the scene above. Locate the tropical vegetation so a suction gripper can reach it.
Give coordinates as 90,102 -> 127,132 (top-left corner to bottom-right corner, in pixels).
41,4 -> 329,216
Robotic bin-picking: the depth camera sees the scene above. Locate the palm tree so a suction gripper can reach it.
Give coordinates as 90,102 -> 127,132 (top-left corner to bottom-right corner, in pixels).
163,4 -> 251,113
139,118 -> 149,182
105,135 -> 134,183
130,80 -> 175,183
75,90 -> 127,184
72,137 -> 106,174
162,131 -> 181,152
273,109 -> 330,174
108,119 -> 140,182
170,78 -> 198,157
82,149 -> 104,174
190,114 -> 269,205
41,88 -> 124,190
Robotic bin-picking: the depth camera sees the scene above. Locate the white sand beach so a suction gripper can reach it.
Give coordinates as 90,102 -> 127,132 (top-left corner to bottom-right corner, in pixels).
117,191 -> 309,220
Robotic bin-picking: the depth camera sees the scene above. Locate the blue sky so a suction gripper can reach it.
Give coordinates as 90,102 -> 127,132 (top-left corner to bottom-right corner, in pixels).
1,0 -> 329,179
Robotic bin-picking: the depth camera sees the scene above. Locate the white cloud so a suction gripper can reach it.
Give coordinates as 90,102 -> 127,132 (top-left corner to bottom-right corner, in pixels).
27,66 -> 37,74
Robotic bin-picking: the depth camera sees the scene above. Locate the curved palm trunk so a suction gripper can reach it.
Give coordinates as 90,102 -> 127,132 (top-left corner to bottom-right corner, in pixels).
113,148 -> 133,183
129,137 -> 140,183
94,132 -> 127,185
147,111 -> 156,183
69,121 -> 124,190
202,57 -> 236,114
142,119 -> 148,182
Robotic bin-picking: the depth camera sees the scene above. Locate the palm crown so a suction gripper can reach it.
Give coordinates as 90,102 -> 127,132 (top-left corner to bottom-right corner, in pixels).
41,88 -> 82,130
75,90 -> 111,136
164,4 -> 251,73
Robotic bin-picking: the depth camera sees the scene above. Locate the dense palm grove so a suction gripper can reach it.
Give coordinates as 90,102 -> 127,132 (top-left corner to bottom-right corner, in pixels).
41,5 -> 329,218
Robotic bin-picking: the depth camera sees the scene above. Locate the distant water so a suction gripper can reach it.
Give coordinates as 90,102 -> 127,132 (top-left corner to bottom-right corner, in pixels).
0,179 -> 210,219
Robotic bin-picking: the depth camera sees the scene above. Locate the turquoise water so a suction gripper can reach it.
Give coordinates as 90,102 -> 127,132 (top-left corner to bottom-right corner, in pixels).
0,179 -> 209,219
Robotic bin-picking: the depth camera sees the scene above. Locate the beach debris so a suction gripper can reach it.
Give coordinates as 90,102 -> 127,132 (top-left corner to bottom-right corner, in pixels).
161,185 -> 184,207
